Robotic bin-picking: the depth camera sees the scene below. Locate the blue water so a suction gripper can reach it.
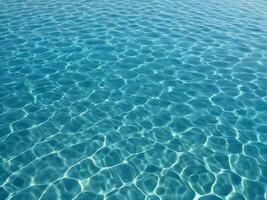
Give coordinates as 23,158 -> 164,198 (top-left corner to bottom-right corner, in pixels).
0,0 -> 267,199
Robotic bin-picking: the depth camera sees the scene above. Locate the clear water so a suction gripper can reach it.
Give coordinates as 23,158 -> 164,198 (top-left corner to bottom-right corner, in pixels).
0,0 -> 267,199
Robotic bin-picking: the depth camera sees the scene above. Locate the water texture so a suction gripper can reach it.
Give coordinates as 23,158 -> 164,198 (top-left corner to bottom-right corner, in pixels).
0,0 -> 267,199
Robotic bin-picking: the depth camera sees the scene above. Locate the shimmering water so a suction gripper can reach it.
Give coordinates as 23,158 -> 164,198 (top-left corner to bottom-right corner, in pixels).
0,0 -> 267,199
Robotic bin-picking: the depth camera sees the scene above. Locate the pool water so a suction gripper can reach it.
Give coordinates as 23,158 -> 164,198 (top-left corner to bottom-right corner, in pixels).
1,0 -> 267,199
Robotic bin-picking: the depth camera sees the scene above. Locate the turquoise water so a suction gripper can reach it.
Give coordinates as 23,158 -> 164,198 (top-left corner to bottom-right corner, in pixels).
1,0 -> 267,199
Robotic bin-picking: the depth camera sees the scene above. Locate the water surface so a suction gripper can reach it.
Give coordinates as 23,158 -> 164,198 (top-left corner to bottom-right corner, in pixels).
0,0 -> 267,199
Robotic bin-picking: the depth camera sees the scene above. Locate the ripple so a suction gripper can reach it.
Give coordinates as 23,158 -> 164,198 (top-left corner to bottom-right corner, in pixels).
1,0 -> 267,199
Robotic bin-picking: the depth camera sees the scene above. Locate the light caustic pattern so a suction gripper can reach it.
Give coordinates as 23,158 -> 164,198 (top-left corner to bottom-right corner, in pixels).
0,0 -> 267,199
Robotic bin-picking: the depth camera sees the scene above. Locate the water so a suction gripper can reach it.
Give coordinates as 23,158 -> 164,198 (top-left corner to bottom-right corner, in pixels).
0,0 -> 267,199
